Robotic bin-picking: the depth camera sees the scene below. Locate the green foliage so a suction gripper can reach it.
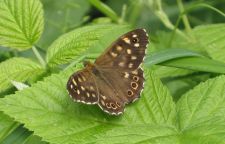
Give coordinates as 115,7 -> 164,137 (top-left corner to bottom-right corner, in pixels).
177,75 -> 225,143
46,24 -> 129,67
0,112 -> 18,141
0,57 -> 44,93
38,0 -> 90,49
0,0 -> 225,143
194,24 -> 225,62
0,0 -> 44,49
1,67 -> 225,143
0,68 -> 177,144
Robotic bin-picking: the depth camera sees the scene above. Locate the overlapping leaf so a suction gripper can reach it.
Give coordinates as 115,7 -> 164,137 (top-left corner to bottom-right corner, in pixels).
46,24 -> 129,67
193,24 -> 225,63
0,67 -> 177,144
177,75 -> 225,143
0,0 -> 44,49
0,57 -> 45,93
0,112 -> 17,142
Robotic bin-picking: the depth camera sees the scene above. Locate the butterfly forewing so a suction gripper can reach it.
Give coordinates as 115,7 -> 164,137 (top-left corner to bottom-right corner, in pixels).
67,69 -> 98,104
95,29 -> 148,70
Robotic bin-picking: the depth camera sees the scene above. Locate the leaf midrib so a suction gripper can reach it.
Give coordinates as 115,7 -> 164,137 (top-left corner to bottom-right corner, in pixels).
3,0 -> 31,45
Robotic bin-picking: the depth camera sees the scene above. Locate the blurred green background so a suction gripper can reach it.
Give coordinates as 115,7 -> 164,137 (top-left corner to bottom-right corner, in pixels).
0,0 -> 225,144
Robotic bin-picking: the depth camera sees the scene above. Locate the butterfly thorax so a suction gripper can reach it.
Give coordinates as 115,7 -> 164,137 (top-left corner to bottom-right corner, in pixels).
83,61 -> 100,76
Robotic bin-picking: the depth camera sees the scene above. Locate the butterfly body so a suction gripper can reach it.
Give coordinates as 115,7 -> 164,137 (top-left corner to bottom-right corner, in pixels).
67,29 -> 149,115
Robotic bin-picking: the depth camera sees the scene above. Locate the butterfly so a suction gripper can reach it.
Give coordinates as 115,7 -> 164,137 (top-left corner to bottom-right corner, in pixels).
67,29 -> 149,115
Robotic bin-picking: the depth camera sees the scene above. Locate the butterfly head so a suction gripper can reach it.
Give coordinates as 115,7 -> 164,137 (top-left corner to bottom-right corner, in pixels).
83,60 -> 95,67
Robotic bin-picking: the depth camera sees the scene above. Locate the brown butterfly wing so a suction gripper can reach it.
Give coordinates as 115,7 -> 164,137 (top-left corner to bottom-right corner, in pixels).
93,74 -> 125,115
95,29 -> 148,70
67,29 -> 149,115
67,68 -> 98,104
95,29 -> 149,115
98,68 -> 144,104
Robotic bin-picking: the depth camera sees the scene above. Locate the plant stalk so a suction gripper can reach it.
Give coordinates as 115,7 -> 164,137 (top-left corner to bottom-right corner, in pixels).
32,46 -> 46,67
177,0 -> 192,33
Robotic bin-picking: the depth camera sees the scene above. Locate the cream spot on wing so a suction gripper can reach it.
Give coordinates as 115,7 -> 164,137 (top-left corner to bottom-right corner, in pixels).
86,92 -> 90,97
128,63 -> 133,68
90,86 -> 94,91
134,43 -> 140,47
124,72 -> 129,78
77,89 -> 80,94
119,62 -> 125,67
81,86 -> 85,91
81,76 -> 86,81
132,70 -> 138,75
116,46 -> 123,51
131,56 -> 137,60
72,79 -> 77,86
101,100 -> 105,106
123,37 -> 131,44
111,52 -> 118,57
92,93 -> 96,97
132,34 -> 137,38
78,77 -> 82,82
101,95 -> 106,100
70,84 -> 73,89
127,49 -> 131,54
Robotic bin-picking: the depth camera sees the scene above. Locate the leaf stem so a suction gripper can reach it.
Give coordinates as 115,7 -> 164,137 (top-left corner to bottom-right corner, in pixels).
88,0 -> 120,23
177,0 -> 192,33
32,46 -> 46,67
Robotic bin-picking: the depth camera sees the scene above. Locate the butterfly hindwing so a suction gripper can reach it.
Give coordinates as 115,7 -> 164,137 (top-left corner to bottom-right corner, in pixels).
98,68 -> 144,104
67,69 -> 98,104
94,75 -> 125,115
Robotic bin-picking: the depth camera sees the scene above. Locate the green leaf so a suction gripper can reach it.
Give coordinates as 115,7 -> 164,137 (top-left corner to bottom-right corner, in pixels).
24,135 -> 48,144
152,65 -> 194,78
46,24 -> 129,67
0,112 -> 18,142
193,24 -> 225,63
0,0 -> 44,49
0,57 -> 44,93
0,67 -> 177,144
1,125 -> 32,144
160,57 -> 225,74
177,75 -> 225,143
145,48 -> 203,66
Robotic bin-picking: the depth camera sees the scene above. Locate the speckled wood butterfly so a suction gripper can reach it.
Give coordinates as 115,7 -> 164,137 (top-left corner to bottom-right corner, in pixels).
67,29 -> 149,115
